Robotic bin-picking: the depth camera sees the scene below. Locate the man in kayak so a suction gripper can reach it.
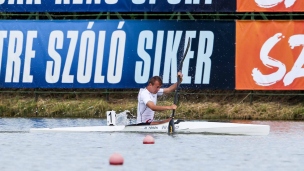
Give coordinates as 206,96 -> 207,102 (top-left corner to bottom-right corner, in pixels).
136,72 -> 183,125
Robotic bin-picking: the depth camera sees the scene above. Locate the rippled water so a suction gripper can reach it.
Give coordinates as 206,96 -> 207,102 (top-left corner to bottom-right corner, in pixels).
0,117 -> 303,171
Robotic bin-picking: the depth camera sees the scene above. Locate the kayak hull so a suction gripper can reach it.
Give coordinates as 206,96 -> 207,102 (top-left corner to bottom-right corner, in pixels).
30,121 -> 270,136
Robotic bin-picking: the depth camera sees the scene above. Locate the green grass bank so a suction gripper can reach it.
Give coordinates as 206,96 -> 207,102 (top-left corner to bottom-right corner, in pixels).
1,90 -> 304,120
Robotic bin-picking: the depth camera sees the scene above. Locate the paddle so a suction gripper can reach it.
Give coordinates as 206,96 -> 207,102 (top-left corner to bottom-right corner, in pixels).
168,37 -> 190,134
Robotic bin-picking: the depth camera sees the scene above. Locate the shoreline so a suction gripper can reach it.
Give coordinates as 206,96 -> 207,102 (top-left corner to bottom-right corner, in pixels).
1,90 -> 304,120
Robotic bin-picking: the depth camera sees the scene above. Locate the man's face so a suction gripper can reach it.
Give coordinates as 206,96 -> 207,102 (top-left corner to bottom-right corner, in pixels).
150,81 -> 162,94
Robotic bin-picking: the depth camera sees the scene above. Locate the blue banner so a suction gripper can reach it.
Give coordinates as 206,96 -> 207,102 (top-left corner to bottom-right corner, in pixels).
0,20 -> 235,89
0,0 -> 235,12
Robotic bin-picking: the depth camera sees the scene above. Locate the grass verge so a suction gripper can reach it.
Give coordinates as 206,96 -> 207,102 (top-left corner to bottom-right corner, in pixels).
1,90 -> 304,120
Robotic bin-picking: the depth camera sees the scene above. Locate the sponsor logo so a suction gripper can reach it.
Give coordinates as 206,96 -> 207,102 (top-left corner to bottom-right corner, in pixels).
254,0 -> 296,9
252,33 -> 304,87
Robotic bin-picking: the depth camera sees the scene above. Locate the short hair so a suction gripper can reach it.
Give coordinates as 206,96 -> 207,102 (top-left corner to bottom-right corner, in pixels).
148,76 -> 163,86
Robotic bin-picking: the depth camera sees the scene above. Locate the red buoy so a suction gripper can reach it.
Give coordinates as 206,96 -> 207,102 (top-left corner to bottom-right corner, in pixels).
143,135 -> 155,144
109,153 -> 124,165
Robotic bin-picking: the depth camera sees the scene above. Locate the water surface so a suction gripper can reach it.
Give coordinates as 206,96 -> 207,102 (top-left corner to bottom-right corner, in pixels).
0,118 -> 303,171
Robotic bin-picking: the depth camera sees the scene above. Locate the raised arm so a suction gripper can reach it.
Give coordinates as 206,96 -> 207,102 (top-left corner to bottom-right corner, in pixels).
163,72 -> 183,94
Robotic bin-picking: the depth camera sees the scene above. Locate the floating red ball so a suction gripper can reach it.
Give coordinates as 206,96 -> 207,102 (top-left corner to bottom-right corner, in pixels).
143,135 -> 155,144
109,153 -> 124,165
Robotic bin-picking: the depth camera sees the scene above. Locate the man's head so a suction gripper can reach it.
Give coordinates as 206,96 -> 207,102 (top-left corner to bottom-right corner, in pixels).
147,76 -> 163,94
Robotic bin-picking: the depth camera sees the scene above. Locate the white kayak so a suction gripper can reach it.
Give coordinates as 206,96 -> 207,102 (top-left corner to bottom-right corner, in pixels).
30,120 -> 270,136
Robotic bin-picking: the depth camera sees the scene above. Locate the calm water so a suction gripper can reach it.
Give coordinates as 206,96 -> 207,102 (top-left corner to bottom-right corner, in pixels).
0,117 -> 303,171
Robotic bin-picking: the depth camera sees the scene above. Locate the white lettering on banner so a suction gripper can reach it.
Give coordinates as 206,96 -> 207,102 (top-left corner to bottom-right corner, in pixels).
284,34 -> 304,86
94,31 -> 106,83
168,0 -> 181,4
132,0 -> 151,4
252,33 -> 286,86
135,30 -> 214,85
255,0 -> 296,8
163,31 -> 182,83
62,31 -> 77,83
185,0 -> 203,4
205,0 -> 212,4
0,0 -> 42,4
54,0 -> 212,5
0,0 -> 211,5
23,31 -> 37,83
152,31 -> 164,77
46,31 -> 63,83
105,0 -> 117,4
107,21 -> 125,84
182,31 -> 196,83
77,23 -> 95,84
195,31 -> 214,84
167,0 -> 210,5
135,30 -> 153,83
45,22 -> 126,84
252,33 -> 304,86
54,0 -> 117,4
72,0 -> 82,4
0,23 -> 216,86
5,31 -> 23,83
0,31 -> 7,76
1,31 -> 37,83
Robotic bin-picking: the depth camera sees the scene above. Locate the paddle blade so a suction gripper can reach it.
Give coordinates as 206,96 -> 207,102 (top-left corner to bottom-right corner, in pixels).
168,118 -> 175,134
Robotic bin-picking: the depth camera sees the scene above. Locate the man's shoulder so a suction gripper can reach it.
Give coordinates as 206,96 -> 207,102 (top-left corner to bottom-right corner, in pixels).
139,88 -> 149,95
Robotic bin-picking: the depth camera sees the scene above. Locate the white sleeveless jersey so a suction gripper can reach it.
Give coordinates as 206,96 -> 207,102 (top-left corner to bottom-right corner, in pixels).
136,88 -> 164,123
